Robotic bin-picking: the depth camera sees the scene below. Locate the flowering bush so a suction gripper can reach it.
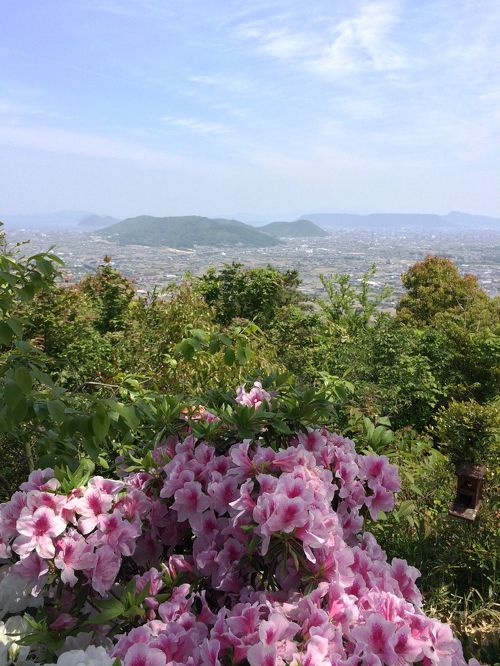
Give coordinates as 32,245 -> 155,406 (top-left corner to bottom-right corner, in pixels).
0,385 -> 478,665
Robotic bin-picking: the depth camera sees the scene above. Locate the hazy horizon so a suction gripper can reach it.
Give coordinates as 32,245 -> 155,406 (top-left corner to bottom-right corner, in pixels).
1,0 -> 499,218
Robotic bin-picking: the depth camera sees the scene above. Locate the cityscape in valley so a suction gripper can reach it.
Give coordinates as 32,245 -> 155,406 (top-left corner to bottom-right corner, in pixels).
3,211 -> 499,306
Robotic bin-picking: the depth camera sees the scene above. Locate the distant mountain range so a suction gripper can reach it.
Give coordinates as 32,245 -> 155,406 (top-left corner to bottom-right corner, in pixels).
97,215 -> 286,248
1,210 -> 93,229
301,211 -> 500,231
1,210 -> 499,242
78,214 -> 120,229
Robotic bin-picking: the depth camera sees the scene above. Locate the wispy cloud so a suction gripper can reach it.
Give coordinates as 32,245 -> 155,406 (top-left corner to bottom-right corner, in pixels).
310,2 -> 407,76
188,73 -> 251,94
163,116 -> 229,135
234,1 -> 407,77
0,96 -> 62,120
0,123 -> 181,165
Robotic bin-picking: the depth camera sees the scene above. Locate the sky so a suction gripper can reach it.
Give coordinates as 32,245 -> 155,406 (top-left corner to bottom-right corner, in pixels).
0,0 -> 499,220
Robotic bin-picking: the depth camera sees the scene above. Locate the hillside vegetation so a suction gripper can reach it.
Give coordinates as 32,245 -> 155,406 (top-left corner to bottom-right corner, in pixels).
259,218 -> 329,237
97,214 -> 284,248
0,226 -> 499,662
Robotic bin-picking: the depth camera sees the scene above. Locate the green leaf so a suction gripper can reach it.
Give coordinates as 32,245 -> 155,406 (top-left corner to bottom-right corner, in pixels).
92,407 -> 110,442
4,379 -> 24,408
10,396 -> 28,422
47,400 -> 66,423
223,347 -> 235,365
6,317 -> 23,338
74,459 -> 96,487
98,456 -> 109,469
15,366 -> 33,393
118,404 -> 140,429
0,270 -> 17,287
18,283 -> 35,302
235,344 -> 249,365
0,322 -> 13,345
175,339 -> 195,360
91,597 -> 125,623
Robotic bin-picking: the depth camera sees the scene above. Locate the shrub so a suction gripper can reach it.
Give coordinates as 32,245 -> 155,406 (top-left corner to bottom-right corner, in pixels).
433,399 -> 499,467
0,384 -> 477,665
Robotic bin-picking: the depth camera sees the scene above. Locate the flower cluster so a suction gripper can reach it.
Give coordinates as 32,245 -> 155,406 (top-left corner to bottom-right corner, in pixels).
0,471 -> 150,602
0,392 -> 477,665
235,381 -> 272,408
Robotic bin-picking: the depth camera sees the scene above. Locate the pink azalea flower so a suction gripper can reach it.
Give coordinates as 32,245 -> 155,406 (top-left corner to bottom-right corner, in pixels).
94,509 -> 141,556
14,506 -> 67,559
266,496 -> 308,533
12,551 -> 49,595
0,491 -> 27,540
171,481 -> 211,523
364,482 -> 395,520
297,429 -> 327,454
26,491 -> 68,515
123,643 -> 167,666
423,621 -> 463,664
49,613 -> 77,630
75,488 -> 114,534
198,638 -> 221,666
90,545 -> 121,595
88,475 -> 124,495
113,626 -> 152,659
54,532 -> 96,586
393,625 -> 425,663
236,382 -> 272,409
19,468 -> 59,492
259,612 -> 300,645
247,644 -> 277,666
352,613 -> 398,664
390,557 -> 422,606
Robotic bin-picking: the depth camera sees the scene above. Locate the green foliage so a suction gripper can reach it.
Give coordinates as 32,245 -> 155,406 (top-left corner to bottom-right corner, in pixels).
419,312 -> 500,404
433,399 -> 500,466
22,283 -> 116,387
397,254 -> 495,326
80,256 -> 135,333
196,262 -> 302,326
268,305 -> 329,381
369,428 -> 499,661
360,316 -> 441,429
318,263 -> 392,333
1,228 -> 499,656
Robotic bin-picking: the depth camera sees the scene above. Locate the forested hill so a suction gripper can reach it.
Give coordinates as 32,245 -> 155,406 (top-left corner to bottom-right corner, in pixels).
258,219 -> 329,237
97,215 -> 283,248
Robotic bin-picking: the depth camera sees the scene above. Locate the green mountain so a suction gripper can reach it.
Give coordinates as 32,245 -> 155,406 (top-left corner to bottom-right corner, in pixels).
97,215 -> 282,248
259,219 -> 329,238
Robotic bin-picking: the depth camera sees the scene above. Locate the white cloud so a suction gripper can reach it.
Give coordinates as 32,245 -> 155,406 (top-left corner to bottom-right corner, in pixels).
163,116 -> 229,135
234,1 -> 407,77
188,74 -> 251,94
0,97 -> 60,119
310,2 -> 407,76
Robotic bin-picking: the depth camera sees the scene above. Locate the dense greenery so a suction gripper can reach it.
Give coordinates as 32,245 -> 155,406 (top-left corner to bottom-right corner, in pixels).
97,215 -> 283,248
258,219 -> 329,237
1,225 -> 499,661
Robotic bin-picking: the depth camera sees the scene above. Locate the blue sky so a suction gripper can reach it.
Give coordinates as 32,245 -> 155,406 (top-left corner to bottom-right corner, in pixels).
1,0 -> 499,219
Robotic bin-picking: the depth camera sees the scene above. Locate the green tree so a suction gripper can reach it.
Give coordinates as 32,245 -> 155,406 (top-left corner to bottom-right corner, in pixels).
397,255 -> 495,326
80,256 -> 135,333
196,263 -> 302,326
